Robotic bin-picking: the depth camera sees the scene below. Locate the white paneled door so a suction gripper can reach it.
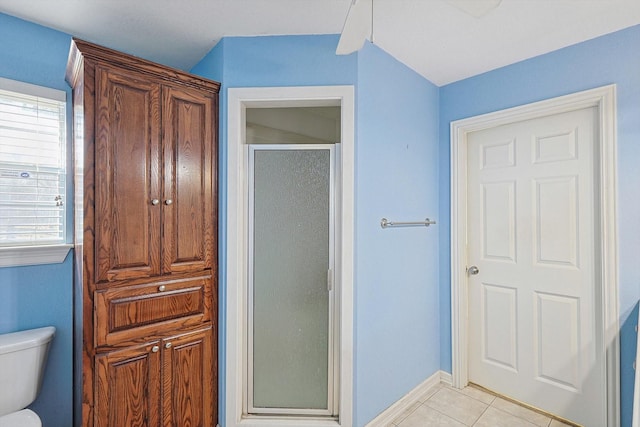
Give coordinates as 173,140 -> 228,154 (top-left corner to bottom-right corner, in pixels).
467,107 -> 605,426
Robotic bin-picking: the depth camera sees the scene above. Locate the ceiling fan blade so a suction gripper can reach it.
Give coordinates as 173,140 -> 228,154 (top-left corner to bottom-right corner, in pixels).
446,0 -> 502,18
336,0 -> 372,55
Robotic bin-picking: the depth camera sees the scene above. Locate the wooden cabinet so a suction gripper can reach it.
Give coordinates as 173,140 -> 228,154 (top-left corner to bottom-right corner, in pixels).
67,39 -> 219,427
92,67 -> 215,283
95,327 -> 214,427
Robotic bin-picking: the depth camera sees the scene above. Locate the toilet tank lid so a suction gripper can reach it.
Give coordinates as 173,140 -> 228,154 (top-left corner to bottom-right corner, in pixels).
0,327 -> 56,355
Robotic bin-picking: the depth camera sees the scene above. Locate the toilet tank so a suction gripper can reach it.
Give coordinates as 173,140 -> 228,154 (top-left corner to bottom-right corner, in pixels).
0,327 -> 55,417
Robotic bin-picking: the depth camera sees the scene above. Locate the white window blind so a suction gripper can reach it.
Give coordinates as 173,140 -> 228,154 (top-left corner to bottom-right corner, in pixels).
0,78 -> 66,247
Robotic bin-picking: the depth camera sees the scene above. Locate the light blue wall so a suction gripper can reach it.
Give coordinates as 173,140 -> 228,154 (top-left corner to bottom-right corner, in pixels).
439,24 -> 640,427
192,36 -> 442,426
355,43 -> 440,425
0,255 -> 73,425
0,13 -> 74,427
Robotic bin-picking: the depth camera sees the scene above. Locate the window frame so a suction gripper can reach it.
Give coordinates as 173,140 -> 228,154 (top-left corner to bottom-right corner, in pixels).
0,77 -> 72,267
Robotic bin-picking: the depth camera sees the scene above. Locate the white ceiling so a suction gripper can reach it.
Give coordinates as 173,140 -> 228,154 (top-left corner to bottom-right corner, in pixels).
1,0 -> 639,86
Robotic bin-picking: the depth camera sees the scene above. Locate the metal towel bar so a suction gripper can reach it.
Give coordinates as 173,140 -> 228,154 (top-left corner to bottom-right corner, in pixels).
380,218 -> 436,229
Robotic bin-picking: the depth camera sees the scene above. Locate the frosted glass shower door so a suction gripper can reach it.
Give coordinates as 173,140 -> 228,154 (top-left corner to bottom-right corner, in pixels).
248,145 -> 336,416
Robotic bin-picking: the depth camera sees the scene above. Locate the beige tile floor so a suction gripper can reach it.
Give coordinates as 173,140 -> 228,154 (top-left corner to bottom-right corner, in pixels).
388,384 -> 575,427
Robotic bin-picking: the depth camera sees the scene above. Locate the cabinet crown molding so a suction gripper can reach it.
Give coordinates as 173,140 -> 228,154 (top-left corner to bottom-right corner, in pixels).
65,38 -> 221,93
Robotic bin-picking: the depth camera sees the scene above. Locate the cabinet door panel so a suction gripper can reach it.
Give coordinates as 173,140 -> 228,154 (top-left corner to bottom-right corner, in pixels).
162,327 -> 215,427
162,86 -> 214,274
95,342 -> 161,427
95,66 -> 162,282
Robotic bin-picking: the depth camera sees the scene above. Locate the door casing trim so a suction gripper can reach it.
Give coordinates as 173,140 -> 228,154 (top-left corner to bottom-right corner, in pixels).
227,86 -> 355,427
450,84 -> 619,426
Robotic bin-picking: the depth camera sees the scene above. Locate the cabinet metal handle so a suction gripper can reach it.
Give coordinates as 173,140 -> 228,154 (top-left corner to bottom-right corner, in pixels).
164,199 -> 173,205
151,199 -> 160,206
151,345 -> 159,353
158,285 -> 166,292
165,342 -> 172,349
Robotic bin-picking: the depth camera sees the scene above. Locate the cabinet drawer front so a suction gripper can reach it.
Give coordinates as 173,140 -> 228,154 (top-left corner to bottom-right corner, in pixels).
95,276 -> 212,347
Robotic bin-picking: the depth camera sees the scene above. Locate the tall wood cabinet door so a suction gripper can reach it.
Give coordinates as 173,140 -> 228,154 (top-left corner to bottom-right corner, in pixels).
95,342 -> 162,427
162,327 -> 215,427
162,86 -> 214,274
94,66 -> 162,282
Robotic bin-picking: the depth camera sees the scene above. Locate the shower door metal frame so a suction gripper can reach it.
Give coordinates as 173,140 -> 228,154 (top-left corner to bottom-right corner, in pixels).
245,143 -> 339,418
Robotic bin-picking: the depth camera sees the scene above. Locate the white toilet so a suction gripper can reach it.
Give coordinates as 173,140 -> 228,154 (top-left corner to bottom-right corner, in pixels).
0,326 -> 56,427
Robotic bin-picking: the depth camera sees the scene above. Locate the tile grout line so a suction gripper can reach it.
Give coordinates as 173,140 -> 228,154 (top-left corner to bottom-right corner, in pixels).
449,385 -> 544,427
393,384 -> 446,426
422,400 -> 478,427
388,385 -> 572,427
390,399 -> 425,426
470,402 -> 492,427
488,403 -> 548,427
467,383 -> 578,426
393,384 -> 568,427
427,386 -> 490,426
448,383 -> 496,405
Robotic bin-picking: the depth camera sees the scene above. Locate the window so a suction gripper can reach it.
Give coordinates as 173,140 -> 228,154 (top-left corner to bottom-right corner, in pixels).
0,77 -> 70,266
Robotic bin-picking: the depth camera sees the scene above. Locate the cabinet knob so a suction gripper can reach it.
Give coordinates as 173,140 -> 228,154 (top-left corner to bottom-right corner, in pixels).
151,199 -> 160,206
165,342 -> 172,349
151,345 -> 159,353
158,285 -> 166,292
164,199 -> 173,205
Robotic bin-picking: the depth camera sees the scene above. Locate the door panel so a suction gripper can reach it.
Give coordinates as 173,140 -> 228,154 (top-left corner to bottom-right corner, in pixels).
248,145 -> 335,415
94,67 -> 161,282
95,342 -> 161,427
535,177 -> 578,266
481,283 -> 518,371
162,86 -> 214,274
534,292 -> 580,391
467,107 -> 603,426
162,328 -> 214,427
482,181 -> 516,261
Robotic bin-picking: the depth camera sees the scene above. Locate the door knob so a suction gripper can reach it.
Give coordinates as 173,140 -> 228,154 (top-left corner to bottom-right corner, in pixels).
164,199 -> 173,205
151,199 -> 160,206
468,265 -> 480,275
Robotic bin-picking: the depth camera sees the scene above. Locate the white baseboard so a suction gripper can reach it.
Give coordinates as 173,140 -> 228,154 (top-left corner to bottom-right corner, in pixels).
440,371 -> 452,386
365,370 -> 451,427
